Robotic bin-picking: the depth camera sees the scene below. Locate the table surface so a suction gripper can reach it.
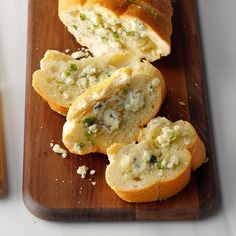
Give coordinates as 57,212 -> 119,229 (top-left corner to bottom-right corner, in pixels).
0,0 -> 236,235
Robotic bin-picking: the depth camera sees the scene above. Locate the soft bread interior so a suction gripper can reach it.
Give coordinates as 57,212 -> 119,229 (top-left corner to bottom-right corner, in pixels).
63,65 -> 165,155
105,117 -> 206,202
59,1 -> 172,61
32,50 -> 139,115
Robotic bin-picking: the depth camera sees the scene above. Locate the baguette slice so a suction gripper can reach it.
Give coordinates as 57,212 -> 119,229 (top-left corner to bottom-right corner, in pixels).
58,0 -> 173,62
63,64 -> 166,155
106,117 -> 206,203
32,50 -> 139,115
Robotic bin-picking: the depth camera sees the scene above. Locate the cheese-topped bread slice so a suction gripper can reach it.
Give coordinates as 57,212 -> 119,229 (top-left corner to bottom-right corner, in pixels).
32,50 -> 138,115
58,0 -> 173,62
106,117 -> 206,202
63,65 -> 166,155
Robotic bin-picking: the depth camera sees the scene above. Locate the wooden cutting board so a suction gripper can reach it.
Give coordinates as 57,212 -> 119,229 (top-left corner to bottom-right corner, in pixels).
23,0 -> 219,220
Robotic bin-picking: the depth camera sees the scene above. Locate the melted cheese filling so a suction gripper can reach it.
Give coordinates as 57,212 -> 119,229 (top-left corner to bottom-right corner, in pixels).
65,9 -> 160,59
118,121 -> 192,181
44,61 -> 116,102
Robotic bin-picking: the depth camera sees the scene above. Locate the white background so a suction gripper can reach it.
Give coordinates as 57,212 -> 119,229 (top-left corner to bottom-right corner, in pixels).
0,0 -> 236,235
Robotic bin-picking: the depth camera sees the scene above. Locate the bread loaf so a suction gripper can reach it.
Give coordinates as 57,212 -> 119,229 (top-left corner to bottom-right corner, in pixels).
32,50 -> 139,115
63,65 -> 166,155
58,0 -> 173,61
105,117 -> 206,202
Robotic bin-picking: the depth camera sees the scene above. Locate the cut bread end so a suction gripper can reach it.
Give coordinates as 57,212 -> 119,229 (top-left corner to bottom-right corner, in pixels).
58,0 -> 173,61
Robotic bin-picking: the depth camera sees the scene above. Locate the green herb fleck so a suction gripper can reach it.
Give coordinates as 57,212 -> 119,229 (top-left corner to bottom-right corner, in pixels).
69,63 -> 78,72
80,13 -> 86,21
156,160 -> 163,169
112,31 -> 119,41
93,24 -> 99,29
101,36 -> 108,41
170,135 -> 177,142
122,87 -> 129,95
85,132 -> 96,145
56,80 -> 64,84
82,117 -> 95,127
73,25 -> 78,30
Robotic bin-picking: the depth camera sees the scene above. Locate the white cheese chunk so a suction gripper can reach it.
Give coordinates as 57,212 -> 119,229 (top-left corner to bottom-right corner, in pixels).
125,90 -> 145,112
52,144 -> 68,158
103,109 -> 120,132
77,165 -> 89,178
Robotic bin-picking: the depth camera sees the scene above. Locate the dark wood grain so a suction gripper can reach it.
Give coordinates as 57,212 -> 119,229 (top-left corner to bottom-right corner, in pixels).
23,0 -> 219,220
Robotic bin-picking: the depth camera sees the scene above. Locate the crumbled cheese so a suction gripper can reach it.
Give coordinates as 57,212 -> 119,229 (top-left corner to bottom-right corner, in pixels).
179,101 -> 186,106
65,49 -> 70,53
103,109 -> 120,132
125,90 -> 145,112
88,124 -> 98,134
77,165 -> 89,178
156,126 -> 180,148
64,76 -> 75,85
50,142 -> 54,148
63,91 -> 70,100
80,65 -> 96,77
92,182 -> 96,186
71,51 -> 85,59
90,169 -> 96,175
52,144 -> 68,158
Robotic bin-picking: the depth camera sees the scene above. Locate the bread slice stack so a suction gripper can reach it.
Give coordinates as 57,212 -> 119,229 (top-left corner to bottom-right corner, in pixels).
58,0 -> 173,61
63,65 -> 165,154
31,0 -> 206,203
106,117 -> 206,202
33,50 -> 138,115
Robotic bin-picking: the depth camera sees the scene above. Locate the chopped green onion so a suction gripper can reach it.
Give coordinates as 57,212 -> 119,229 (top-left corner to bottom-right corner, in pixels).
112,31 -> 119,41
56,80 -> 64,84
82,117 -> 95,127
157,160 -> 163,169
85,132 -> 96,145
80,13 -> 86,21
122,87 -> 129,95
69,64 -> 78,72
72,25 -> 78,30
93,24 -> 99,29
170,135 -> 177,142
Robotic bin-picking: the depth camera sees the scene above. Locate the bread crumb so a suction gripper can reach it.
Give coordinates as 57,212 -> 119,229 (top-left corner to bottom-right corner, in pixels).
92,182 -> 96,186
65,49 -> 70,53
90,169 -> 96,175
50,142 -> 54,148
195,83 -> 199,87
55,178 -> 58,181
52,144 -> 68,158
77,165 -> 89,178
71,51 -> 84,59
178,101 -> 186,106
40,126 -> 43,129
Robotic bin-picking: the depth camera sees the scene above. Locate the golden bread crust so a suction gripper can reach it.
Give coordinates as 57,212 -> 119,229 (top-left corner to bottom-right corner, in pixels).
105,117 -> 206,202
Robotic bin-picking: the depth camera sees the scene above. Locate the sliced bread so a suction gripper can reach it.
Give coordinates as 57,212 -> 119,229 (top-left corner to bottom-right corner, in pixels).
58,0 -> 173,61
32,50 -> 139,115
62,65 -> 166,155
105,117 -> 206,202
